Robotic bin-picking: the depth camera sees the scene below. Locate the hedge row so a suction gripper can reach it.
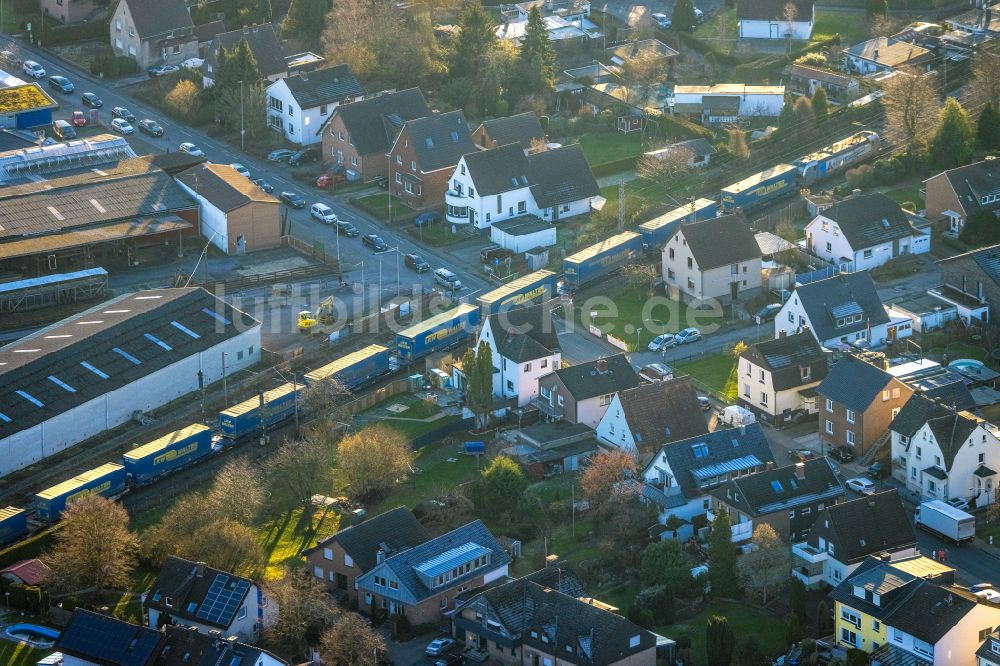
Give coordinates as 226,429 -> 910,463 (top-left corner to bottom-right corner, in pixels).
0,523 -> 59,569
41,18 -> 107,45
591,155 -> 640,178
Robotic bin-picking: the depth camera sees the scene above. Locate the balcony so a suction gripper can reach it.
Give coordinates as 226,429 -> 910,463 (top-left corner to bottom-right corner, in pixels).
791,556 -> 826,587
792,541 -> 829,564
530,396 -> 563,419
706,511 -> 752,542
445,190 -> 472,225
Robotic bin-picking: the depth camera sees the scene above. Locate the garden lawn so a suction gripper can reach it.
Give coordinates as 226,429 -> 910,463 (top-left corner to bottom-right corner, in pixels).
374,440 -> 480,511
578,278 -> 692,349
693,6 -> 738,42
658,601 -> 786,662
259,505 -> 343,580
406,223 -> 465,247
575,133 -> 643,167
0,642 -> 46,666
882,185 -> 924,213
812,10 -> 869,44
675,353 -> 738,401
353,193 -> 403,222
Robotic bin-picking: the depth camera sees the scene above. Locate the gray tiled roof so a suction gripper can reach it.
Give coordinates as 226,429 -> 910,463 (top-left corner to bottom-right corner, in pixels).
120,0 -> 192,39
938,243 -> 1000,289
548,353 -> 640,401
939,159 -> 1000,216
304,506 -> 427,572
206,25 -> 285,79
737,0 -> 813,20
488,303 -> 559,363
403,111 -> 475,173
160,625 -> 285,666
884,583 -> 978,643
806,490 -> 916,564
175,163 -> 278,212
673,214 -> 761,270
282,64 -> 363,109
817,356 -> 894,412
713,458 -> 844,516
975,630 -> 1000,665
615,377 -> 709,456
891,393 -> 953,438
792,271 -> 888,342
462,143 -> 599,208
330,88 -> 429,155
479,112 -> 545,149
146,556 -> 254,630
741,332 -> 828,391
926,410 -> 980,471
819,194 -> 913,250
463,143 -> 530,196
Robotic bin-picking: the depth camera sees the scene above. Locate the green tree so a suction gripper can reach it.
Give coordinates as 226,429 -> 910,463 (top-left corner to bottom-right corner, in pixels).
462,341 -> 494,428
706,615 -> 736,666
708,505 -> 740,598
450,0 -> 497,80
283,0 -> 328,51
865,0 -> 888,18
474,456 -> 527,515
930,97 -> 975,170
789,578 -> 808,623
736,637 -> 770,666
785,612 -> 803,646
846,649 -> 869,666
215,38 -> 261,92
513,6 -> 556,101
778,100 -> 796,133
960,209 -> 1000,247
978,103 -> 1000,149
811,86 -> 829,122
641,540 -> 694,594
792,95 -> 814,134
672,0 -> 698,31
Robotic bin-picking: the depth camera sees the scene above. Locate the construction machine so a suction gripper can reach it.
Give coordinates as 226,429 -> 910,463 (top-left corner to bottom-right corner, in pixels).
297,296 -> 336,333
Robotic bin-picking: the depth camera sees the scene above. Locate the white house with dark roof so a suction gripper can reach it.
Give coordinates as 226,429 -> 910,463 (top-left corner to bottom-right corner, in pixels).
843,36 -> 934,74
791,489 -> 917,588
738,331 -> 829,426
924,158 -> 1000,235
790,64 -> 860,101
662,213 -> 762,304
737,0 -> 814,39
889,393 -> 1000,509
110,0 -> 197,69
445,143 -> 600,228
265,65 -> 364,145
643,138 -> 717,169
476,303 -> 560,407
805,194 -> 929,272
977,628 -> 1000,666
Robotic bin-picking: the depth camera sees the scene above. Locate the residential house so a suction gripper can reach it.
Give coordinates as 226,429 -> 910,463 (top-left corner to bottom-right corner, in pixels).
977,629 -> 1000,666
0,558 -> 49,586
890,393 -> 1000,509
805,194 -> 930,272
831,555 -> 1000,666
737,0 -> 815,39
817,356 -> 913,459
924,159 -> 1000,236
789,64 -> 860,101
159,625 -> 288,666
265,65 -> 364,145
472,112 -> 546,152
931,246 -> 998,325
320,88 -> 430,182
175,163 -> 280,255
508,421 -> 598,480
193,19 -> 227,58
477,303 -> 560,407
453,574 -> 658,665
595,376 -> 709,462
355,519 -> 510,624
203,25 -> 288,87
144,556 -> 276,642
446,143 -> 600,228
710,458 -> 845,543
671,84 -> 786,122
774,271 -> 906,348
843,37 -> 933,74
534,354 -> 641,428
42,0 -> 95,25
791,490 -> 918,589
303,506 -> 428,603
885,293 -> 959,333
388,111 -> 475,210
662,213 -> 762,304
643,138 -> 717,169
109,0 -> 197,69
640,423 -> 776,541
738,331 -> 830,426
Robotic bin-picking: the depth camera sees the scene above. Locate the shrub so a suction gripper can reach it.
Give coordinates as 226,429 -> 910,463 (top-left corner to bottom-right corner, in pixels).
845,164 -> 876,188
7,582 -> 26,609
165,80 -> 201,123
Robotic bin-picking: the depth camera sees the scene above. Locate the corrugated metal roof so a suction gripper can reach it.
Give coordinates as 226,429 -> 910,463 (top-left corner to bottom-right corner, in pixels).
0,268 -> 108,295
36,462 -> 123,500
478,270 -> 555,305
721,164 -> 797,195
0,505 -> 24,521
691,454 -> 764,479
0,217 -> 191,261
220,382 -> 302,418
639,198 -> 716,233
564,231 -> 640,264
305,344 -> 388,382
398,303 -> 478,338
123,423 -> 212,460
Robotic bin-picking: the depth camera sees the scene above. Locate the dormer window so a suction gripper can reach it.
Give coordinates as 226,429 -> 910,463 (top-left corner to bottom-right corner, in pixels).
530,630 -> 538,639
565,645 -> 574,654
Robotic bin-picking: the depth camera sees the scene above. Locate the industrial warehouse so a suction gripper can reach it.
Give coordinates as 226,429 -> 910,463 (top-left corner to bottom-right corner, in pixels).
0,287 -> 260,477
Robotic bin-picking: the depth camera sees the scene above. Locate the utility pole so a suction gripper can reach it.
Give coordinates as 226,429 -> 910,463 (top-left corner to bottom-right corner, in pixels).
259,390 -> 268,446
293,372 -> 299,433
617,177 -> 625,233
198,370 -> 206,423
239,80 -> 245,152
221,352 -> 228,406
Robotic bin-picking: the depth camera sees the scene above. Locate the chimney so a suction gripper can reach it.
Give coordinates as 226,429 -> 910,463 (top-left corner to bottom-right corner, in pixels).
779,329 -> 787,338
852,188 -> 862,197
596,358 -> 608,373
376,548 -> 386,565
545,554 -> 560,568
196,562 -> 206,577
878,551 -> 892,562
766,461 -> 776,470
794,462 -> 806,480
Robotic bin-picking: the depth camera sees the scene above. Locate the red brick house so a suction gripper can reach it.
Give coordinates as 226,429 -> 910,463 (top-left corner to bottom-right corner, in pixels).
472,112 -> 545,152
387,110 -> 475,210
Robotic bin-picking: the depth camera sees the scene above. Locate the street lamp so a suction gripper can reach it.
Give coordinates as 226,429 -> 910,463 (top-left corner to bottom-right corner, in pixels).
238,80 -> 245,152
221,351 -> 229,406
635,326 -> 642,352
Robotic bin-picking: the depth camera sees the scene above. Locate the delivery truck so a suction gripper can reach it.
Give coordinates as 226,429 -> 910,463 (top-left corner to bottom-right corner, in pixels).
35,463 -> 126,522
719,164 -> 797,213
218,382 -> 303,439
305,344 -> 391,391
477,270 -> 557,316
637,198 -> 718,251
123,423 -> 215,485
396,303 -> 480,362
914,500 -> 975,543
0,506 -> 27,545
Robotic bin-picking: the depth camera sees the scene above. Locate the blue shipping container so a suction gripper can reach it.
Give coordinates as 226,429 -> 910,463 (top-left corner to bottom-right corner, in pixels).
0,506 -> 27,545
719,164 -> 798,213
637,198 -> 718,250
123,423 -> 214,485
563,232 -> 643,290
218,382 -> 303,439
397,304 -> 480,362
305,345 -> 391,390
34,463 -> 126,523
477,270 -> 557,316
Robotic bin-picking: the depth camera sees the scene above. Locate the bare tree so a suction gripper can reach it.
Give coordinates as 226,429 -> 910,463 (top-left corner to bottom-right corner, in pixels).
320,614 -> 388,666
737,523 -> 789,604
782,2 -> 798,39
621,263 -> 659,295
44,495 -> 139,595
338,424 -> 413,500
973,48 -> 1000,111
580,448 -> 638,512
728,128 -> 750,160
882,68 -> 939,157
207,457 -> 265,524
299,376 -> 352,422
265,570 -> 341,656
267,433 -> 338,507
636,145 -> 693,187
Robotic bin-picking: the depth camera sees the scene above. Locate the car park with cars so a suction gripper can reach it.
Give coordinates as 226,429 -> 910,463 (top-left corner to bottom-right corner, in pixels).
137,119 -> 164,137
280,192 -> 306,208
335,220 -> 359,237
362,234 -> 389,252
112,106 -> 136,122
311,203 -> 338,224
22,60 -> 45,78
47,75 -> 74,93
111,118 -> 135,135
675,327 -> 702,344
846,477 -> 876,495
51,119 -> 76,140
647,334 -> 676,351
71,111 -> 87,127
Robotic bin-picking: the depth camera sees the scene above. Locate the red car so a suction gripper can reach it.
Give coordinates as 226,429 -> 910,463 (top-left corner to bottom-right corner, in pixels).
316,172 -> 345,189
71,110 -> 87,127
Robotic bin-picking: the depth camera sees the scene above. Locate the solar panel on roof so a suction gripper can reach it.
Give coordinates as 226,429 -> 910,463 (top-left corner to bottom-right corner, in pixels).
830,302 -> 863,318
195,574 -> 250,626
80,361 -> 109,379
144,333 -> 172,351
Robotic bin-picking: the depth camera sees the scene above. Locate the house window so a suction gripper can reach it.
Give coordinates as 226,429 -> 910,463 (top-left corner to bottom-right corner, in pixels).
789,509 -> 795,519
395,173 -> 402,184
801,507 -> 811,516
826,398 -> 833,412
687,257 -> 693,268
825,420 -> 833,435
980,453 -> 986,464
524,362 -> 532,372
826,241 -> 833,252
744,384 -> 751,399
863,249 -> 873,259
668,269 -> 675,279
411,160 -> 417,172
669,248 -> 675,259
323,548 -> 333,560
761,393 -> 768,407
846,431 -> 855,446
288,106 -> 294,117
541,359 -> 547,368
396,155 -> 402,165
687,278 -> 695,290
731,263 -> 739,274
313,566 -> 323,578
238,607 -> 247,620
911,467 -> 917,479
927,479 -> 936,493
872,619 -> 880,632
440,598 -> 448,609
692,444 -> 709,458
882,390 -> 890,401
892,628 -> 903,644
461,164 -> 466,175
841,609 -> 861,629
846,409 -> 855,424
320,104 -> 328,115
916,447 -> 922,459
759,369 -> 765,383
518,201 -> 527,214
351,155 -> 358,166
600,394 -> 612,406
935,455 -> 941,466
115,18 -> 121,30
801,366 -> 811,381
345,553 -> 353,567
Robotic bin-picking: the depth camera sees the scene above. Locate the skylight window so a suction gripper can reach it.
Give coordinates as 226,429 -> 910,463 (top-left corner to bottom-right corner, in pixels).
48,376 -> 77,393
81,361 -> 109,379
76,320 -> 104,325
144,333 -> 173,351
770,480 -> 783,492
16,390 -> 43,407
202,308 -> 231,325
44,334 -> 72,339
13,349 -> 39,353
134,295 -> 163,300
0,412 -> 11,423
450,131 -> 459,142
731,438 -> 739,447
425,137 -> 434,148
171,321 -> 200,339
112,347 -> 141,365
103,309 -> 130,314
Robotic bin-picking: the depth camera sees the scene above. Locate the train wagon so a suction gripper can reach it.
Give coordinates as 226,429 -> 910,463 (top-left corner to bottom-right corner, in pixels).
218,382 -> 304,439
397,303 -> 480,362
0,506 -> 27,545
793,131 -> 880,184
35,463 -> 126,523
477,270 -> 557,316
122,423 -> 215,485
305,344 -> 391,391
720,164 -> 798,213
637,198 -> 718,251
563,231 -> 643,291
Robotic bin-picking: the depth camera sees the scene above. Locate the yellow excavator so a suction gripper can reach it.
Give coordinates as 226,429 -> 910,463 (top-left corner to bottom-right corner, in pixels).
297,296 -> 336,333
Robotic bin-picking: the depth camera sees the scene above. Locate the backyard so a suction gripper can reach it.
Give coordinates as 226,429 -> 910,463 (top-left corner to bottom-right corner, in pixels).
658,601 -> 787,663
811,10 -> 871,45
577,277 -> 693,349
0,640 -> 45,666
572,132 -> 644,168
675,352 -> 739,401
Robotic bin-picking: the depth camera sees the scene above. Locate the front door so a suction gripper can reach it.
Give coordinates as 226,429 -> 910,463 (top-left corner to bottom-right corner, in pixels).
770,23 -> 779,38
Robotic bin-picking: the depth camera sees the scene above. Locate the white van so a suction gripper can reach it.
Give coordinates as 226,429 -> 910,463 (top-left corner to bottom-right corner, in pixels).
434,268 -> 462,290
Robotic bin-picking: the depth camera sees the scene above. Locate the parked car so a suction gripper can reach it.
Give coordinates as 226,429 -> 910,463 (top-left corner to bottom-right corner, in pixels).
280,191 -> 306,209
788,449 -> 816,462
268,148 -> 295,163
252,178 -> 274,193
373,174 -> 389,189
51,119 -> 76,140
71,111 -> 87,127
47,75 -> 74,93
435,653 -> 463,666
867,461 -> 887,479
754,303 -> 782,324
694,7 -> 704,20
180,57 -> 204,69
946,497 -> 970,511
230,163 -> 251,178
414,211 -> 442,227
639,363 -> 673,383
404,253 -> 430,272
976,589 -> 1000,603
110,118 -> 135,135
363,233 -> 389,252
178,142 -> 204,157
137,119 -> 164,137
434,267 -> 462,290
971,583 -> 995,594
22,60 -> 45,78
335,220 -> 360,237
316,172 -> 346,189
846,477 -> 876,495
651,12 -> 671,28
828,446 -> 855,463
311,203 -> 338,223
647,333 -> 676,351
112,106 -> 136,122
288,147 -> 319,166
698,396 -> 711,412
147,63 -> 179,77
81,92 -> 103,108
675,327 -> 702,344
425,638 -> 456,657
